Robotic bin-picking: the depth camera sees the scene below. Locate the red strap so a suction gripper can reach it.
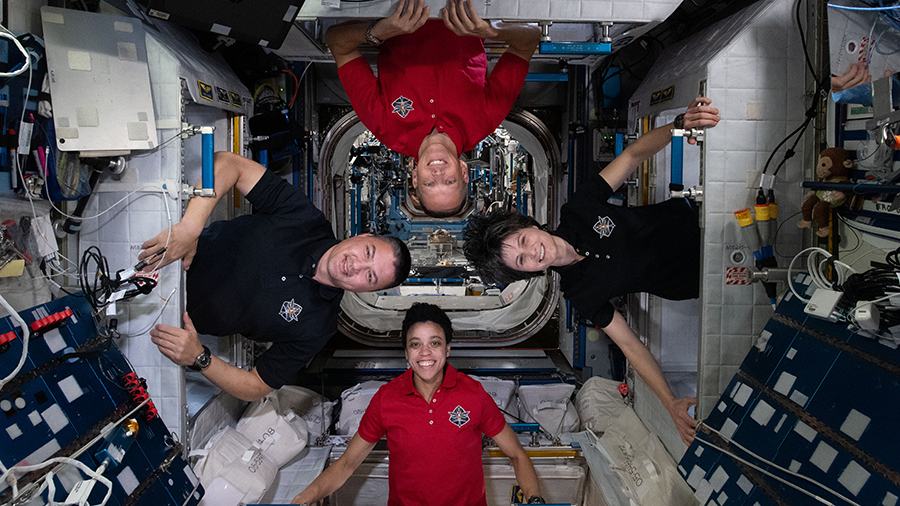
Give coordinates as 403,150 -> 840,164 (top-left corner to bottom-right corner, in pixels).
0,330 -> 17,345
29,308 -> 74,332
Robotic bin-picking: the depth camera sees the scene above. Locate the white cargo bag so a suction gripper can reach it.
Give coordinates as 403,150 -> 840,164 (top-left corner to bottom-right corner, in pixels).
517,383 -> 580,435
574,376 -> 627,434
598,407 -> 697,506
235,391 -> 309,467
194,427 -> 278,506
470,375 -> 519,423
276,385 -> 335,444
337,381 -> 386,435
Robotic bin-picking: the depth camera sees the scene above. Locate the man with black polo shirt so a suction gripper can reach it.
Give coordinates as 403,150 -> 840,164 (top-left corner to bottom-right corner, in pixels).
325,0 -> 540,217
139,152 -> 411,401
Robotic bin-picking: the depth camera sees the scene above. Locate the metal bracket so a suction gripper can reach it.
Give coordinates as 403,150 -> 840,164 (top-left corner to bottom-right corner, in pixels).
671,127 -> 705,143
670,185 -> 703,202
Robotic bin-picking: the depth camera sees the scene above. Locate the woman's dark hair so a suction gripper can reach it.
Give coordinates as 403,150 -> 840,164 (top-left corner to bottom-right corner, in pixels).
462,210 -> 544,284
401,303 -> 453,346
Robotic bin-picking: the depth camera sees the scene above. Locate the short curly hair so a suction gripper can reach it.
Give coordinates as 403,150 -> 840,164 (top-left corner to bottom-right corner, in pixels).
462,210 -> 545,284
401,303 -> 453,346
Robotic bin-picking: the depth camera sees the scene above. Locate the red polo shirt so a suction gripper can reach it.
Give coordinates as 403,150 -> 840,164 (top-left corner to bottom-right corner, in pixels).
357,365 -> 506,506
338,19 -> 530,160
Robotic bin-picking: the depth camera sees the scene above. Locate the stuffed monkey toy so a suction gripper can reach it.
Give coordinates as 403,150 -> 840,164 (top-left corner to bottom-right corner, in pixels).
797,147 -> 852,237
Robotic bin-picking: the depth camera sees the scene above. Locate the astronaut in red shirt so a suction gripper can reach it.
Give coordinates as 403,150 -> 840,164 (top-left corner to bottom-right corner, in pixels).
291,303 -> 543,505
326,0 -> 540,217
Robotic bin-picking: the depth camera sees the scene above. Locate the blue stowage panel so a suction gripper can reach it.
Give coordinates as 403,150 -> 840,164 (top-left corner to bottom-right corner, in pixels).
0,294 -> 202,506
679,287 -> 900,506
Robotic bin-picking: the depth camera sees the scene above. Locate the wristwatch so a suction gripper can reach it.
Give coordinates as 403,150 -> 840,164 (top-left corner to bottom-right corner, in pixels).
527,496 -> 546,504
365,19 -> 384,47
673,113 -> 685,129
188,345 -> 211,372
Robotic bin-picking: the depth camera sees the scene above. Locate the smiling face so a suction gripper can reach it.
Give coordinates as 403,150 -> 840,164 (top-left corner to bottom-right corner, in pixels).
500,226 -> 561,272
405,321 -> 450,387
316,234 -> 398,292
412,142 -> 469,215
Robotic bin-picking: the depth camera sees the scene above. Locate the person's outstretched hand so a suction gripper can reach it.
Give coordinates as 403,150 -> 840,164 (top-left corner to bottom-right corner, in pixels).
832,62 -> 872,93
664,396 -> 698,446
441,0 -> 499,39
683,97 -> 721,145
150,312 -> 203,367
371,0 -> 430,41
139,221 -> 200,271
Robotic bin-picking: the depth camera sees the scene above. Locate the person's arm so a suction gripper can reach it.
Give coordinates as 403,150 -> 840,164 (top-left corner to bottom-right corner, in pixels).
149,312 -> 274,401
138,151 -> 266,271
441,0 -> 540,62
491,424 -> 542,499
602,311 -> 697,446
599,97 -> 720,192
291,433 -> 377,504
325,0 -> 430,68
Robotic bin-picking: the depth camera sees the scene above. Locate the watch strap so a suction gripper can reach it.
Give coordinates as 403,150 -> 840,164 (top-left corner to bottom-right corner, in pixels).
673,113 -> 685,129
365,19 -> 383,47
188,345 -> 211,372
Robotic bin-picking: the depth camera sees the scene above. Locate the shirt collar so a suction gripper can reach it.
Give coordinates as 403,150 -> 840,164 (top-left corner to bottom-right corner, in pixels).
302,238 -> 343,301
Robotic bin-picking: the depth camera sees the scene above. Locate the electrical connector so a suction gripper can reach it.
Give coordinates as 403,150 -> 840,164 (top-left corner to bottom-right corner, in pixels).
854,303 -> 880,331
804,289 -> 842,322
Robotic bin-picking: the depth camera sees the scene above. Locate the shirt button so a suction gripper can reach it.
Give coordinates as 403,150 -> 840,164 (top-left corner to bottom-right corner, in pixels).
299,275 -> 303,278
431,114 -> 436,118
606,255 -> 610,259
429,420 -> 434,425
429,409 -> 433,413
281,276 -> 286,281
595,254 -> 600,258
584,251 -> 589,255
432,399 -> 436,403
430,99 -> 434,103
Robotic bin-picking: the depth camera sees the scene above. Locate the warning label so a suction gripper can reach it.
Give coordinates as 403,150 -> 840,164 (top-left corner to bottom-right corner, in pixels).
725,267 -> 751,285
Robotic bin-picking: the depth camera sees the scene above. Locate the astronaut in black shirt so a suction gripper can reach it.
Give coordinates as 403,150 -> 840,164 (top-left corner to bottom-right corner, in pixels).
140,152 -> 411,401
464,98 -> 719,445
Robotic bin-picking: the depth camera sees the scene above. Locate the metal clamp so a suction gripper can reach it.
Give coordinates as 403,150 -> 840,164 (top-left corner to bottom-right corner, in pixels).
671,127 -> 706,143
670,185 -> 703,202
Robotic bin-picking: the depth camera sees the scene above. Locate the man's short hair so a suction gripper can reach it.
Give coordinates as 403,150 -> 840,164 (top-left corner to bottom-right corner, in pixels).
401,302 -> 453,346
420,194 -> 469,218
377,234 -> 412,289
462,210 -> 544,284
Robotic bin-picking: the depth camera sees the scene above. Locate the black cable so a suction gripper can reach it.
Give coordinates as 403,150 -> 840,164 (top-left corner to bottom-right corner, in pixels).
795,0 -> 820,84
80,246 -> 111,311
836,212 -> 863,255
79,246 -> 157,312
772,210 -> 803,259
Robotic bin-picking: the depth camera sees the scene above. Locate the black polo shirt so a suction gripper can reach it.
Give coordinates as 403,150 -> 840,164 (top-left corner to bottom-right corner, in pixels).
186,170 -> 343,389
551,175 -> 700,328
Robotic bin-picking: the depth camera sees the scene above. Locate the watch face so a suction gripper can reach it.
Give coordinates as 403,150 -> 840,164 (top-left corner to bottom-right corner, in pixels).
196,346 -> 211,369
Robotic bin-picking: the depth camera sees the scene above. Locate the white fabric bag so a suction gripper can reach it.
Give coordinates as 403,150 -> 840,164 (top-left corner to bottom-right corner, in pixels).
517,383 -> 580,435
337,380 -> 386,435
574,376 -> 627,434
235,391 -> 309,467
275,385 -> 335,444
194,427 -> 278,506
597,407 -> 697,506
470,375 -> 519,423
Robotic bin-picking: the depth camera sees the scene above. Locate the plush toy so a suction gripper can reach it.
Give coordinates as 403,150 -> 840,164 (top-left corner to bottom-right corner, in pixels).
797,147 -> 852,237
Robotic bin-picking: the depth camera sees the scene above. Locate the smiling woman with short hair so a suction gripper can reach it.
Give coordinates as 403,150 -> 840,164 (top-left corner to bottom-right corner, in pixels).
291,303 -> 544,506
